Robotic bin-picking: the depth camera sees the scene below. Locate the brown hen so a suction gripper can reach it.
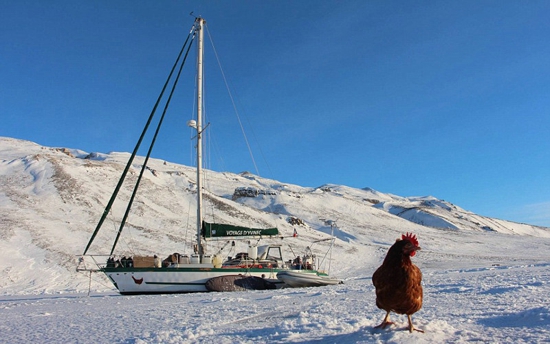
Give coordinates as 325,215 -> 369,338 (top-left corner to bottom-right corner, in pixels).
372,232 -> 423,333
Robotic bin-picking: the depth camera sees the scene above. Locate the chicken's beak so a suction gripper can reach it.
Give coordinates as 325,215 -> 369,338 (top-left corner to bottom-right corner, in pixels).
409,245 -> 421,253
408,246 -> 421,256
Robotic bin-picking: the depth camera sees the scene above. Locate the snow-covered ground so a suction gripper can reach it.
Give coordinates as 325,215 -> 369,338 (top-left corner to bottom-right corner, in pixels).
1,136 -> 550,343
1,262 -> 549,343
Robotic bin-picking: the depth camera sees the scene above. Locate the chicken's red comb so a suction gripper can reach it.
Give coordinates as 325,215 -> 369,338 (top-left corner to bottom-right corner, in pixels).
402,232 -> 419,246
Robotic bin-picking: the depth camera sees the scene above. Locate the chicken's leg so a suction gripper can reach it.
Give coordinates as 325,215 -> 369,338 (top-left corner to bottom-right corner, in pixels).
407,314 -> 424,333
374,311 -> 394,329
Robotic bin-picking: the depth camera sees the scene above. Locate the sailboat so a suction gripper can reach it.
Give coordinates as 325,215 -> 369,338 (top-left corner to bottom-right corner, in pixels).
77,17 -> 340,294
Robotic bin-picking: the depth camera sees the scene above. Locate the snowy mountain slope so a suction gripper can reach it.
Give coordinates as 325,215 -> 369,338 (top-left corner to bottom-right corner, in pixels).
1,136 -> 549,296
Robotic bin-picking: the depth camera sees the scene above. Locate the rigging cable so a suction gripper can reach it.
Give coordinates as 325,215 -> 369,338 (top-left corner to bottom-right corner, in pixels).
82,21 -> 198,256
205,24 -> 260,176
205,25 -> 281,225
109,26 -> 197,255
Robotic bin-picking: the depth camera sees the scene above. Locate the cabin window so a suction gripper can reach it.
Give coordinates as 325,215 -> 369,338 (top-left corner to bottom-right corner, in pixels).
267,246 -> 283,260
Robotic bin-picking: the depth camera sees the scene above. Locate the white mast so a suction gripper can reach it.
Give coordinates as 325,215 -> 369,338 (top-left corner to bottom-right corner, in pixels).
195,17 -> 205,255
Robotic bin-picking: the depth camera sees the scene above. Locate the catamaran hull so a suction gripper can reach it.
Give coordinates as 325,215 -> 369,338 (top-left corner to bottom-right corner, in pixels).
104,267 -> 285,294
276,270 -> 343,288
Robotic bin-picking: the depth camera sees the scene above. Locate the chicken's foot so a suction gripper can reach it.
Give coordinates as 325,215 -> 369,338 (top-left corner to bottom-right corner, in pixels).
407,314 -> 424,333
374,311 -> 394,329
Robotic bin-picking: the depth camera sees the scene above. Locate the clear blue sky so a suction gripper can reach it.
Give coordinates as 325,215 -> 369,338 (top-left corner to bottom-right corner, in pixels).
2,1 -> 549,227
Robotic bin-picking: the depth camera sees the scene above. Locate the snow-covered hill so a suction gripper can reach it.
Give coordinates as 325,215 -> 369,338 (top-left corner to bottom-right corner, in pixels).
1,136 -> 549,296
2,136 -> 550,343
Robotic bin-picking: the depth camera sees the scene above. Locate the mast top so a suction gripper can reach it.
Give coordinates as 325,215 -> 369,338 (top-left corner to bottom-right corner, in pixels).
191,13 -> 205,24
